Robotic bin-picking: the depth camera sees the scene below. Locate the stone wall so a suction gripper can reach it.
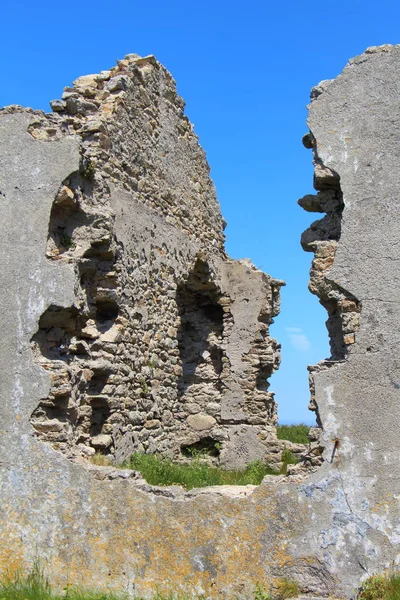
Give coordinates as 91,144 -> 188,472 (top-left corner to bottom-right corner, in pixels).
6,54 -> 285,470
1,45 -> 400,599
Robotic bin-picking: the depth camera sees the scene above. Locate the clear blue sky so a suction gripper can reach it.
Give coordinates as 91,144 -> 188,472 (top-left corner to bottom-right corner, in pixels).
1,0 -> 399,424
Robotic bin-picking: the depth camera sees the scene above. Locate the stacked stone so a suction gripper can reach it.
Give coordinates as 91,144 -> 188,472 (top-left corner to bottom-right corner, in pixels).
50,54 -> 226,252
28,54 -> 287,470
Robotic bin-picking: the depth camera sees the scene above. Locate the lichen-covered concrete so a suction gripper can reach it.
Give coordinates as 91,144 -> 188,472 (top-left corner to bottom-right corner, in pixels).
1,45 -> 400,599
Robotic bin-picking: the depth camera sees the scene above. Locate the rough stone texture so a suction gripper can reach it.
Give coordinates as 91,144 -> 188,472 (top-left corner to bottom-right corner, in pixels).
3,55 -> 285,470
1,46 -> 400,599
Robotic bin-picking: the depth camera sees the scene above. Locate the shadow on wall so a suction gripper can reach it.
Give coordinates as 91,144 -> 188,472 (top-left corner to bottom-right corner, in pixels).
30,168 -> 121,457
176,259 -> 224,398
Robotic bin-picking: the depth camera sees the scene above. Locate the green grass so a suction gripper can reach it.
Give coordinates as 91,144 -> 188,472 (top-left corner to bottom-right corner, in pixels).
253,578 -> 300,599
0,565 -> 300,600
0,564 -> 184,600
358,572 -> 400,600
123,453 -> 280,489
58,233 -> 75,250
275,578 -> 300,599
279,449 -> 299,475
276,423 -> 310,444
0,564 -> 130,600
253,583 -> 271,600
0,564 -> 53,600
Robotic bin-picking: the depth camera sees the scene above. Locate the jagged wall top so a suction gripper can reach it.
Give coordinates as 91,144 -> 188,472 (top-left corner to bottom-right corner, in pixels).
4,53 -> 226,252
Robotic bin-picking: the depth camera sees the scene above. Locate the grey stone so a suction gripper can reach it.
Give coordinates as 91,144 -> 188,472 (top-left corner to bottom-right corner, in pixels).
310,79 -> 334,99
50,99 -> 66,112
91,434 -> 112,449
81,119 -> 105,134
186,413 -> 216,431
105,75 -> 130,92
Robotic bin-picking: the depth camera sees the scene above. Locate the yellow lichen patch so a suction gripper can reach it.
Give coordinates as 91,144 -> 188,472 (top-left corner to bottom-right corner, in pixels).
371,494 -> 398,513
0,529 -> 25,579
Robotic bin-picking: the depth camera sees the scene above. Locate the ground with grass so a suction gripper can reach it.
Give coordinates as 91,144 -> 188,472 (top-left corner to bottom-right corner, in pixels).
120,450 -> 298,490
90,426 -> 307,490
123,453 -> 276,489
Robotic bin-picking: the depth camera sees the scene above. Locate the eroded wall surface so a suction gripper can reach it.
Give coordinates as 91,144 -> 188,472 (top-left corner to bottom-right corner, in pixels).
0,46 -> 399,599
2,54 -> 284,470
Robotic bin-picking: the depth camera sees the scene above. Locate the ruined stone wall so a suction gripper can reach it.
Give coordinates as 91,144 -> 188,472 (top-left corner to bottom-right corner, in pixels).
298,134 -> 362,429
1,46 -> 400,600
5,54 -> 284,470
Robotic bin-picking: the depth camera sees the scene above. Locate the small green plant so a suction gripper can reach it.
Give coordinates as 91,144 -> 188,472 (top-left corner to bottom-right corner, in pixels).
253,582 -> 271,600
276,423 -> 310,444
81,158 -> 96,180
280,449 -> 299,475
59,233 -> 75,250
358,572 -> 400,600
123,452 -> 280,490
139,378 -> 149,395
275,578 -> 300,599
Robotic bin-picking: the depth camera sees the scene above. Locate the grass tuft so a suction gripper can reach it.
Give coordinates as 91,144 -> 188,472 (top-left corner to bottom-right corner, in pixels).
253,578 -> 300,600
0,563 -> 53,600
253,583 -> 271,600
59,233 -> 75,250
358,572 -> 400,600
279,449 -> 299,475
275,578 -> 300,599
276,423 -> 310,444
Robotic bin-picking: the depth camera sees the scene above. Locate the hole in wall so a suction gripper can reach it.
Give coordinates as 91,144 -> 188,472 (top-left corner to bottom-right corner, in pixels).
181,437 -> 221,458
87,372 -> 110,395
95,299 -> 119,322
46,176 -> 93,258
30,167 -> 121,457
89,396 -> 111,438
31,305 -> 80,361
256,362 -> 274,392
176,261 -> 224,393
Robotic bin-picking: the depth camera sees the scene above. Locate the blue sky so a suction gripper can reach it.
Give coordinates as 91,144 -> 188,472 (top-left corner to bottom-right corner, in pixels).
1,0 -> 399,424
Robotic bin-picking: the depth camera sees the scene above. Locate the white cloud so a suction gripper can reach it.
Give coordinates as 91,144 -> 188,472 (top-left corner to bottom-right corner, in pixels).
285,327 -> 311,352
